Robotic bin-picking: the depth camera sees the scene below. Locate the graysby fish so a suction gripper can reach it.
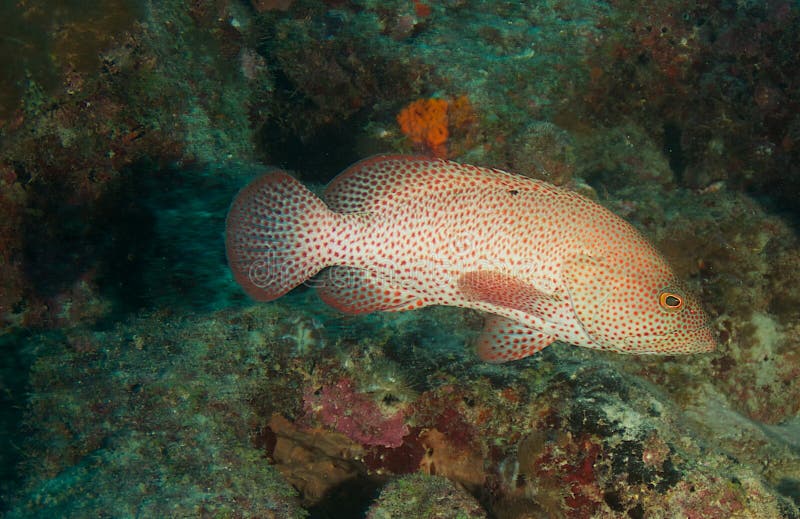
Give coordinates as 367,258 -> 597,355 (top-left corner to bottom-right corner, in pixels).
225,155 -> 716,362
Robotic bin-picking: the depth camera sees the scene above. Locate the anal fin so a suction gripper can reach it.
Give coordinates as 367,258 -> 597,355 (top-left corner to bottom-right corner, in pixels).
476,315 -> 554,363
317,266 -> 426,314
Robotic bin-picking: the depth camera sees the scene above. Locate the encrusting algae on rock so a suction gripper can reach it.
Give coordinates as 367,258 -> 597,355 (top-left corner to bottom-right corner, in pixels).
226,154 -> 716,362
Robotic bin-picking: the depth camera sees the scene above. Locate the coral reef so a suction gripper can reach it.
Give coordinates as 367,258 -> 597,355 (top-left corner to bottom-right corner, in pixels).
3,0 -> 800,517
267,414 -> 364,506
0,0 -> 268,330
5,308 -> 309,518
366,473 -> 486,518
302,377 -> 409,448
502,121 -> 577,185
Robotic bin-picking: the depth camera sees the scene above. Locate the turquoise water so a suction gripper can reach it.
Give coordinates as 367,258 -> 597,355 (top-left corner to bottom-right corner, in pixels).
1,1 -> 800,517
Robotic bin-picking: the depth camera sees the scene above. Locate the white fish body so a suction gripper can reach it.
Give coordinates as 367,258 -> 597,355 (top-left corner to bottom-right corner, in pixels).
226,155 -> 715,362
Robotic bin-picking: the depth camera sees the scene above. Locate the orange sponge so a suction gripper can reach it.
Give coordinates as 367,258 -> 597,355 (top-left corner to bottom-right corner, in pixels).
397,98 -> 449,158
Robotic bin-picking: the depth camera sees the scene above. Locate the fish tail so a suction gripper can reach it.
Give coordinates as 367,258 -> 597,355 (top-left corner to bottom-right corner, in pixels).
225,171 -> 333,301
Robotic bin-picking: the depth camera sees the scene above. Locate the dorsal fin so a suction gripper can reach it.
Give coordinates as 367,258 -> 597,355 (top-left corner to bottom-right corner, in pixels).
324,154 -> 445,213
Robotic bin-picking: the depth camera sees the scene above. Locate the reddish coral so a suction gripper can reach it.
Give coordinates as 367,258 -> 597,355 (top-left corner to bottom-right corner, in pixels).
670,478 -> 746,519
251,0 -> 294,12
363,426 -> 426,474
561,440 -> 602,514
0,167 -> 27,326
448,95 -> 476,131
413,385 -> 479,452
303,378 -> 409,448
413,0 -> 432,19
519,432 -> 604,518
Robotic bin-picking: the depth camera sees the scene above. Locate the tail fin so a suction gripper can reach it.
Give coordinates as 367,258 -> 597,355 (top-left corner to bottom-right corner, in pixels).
225,171 -> 331,301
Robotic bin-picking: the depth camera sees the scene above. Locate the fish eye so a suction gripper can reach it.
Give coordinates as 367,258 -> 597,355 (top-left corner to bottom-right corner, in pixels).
659,292 -> 684,311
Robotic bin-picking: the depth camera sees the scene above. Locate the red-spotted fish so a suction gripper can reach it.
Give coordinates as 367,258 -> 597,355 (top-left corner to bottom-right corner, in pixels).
226,155 -> 715,362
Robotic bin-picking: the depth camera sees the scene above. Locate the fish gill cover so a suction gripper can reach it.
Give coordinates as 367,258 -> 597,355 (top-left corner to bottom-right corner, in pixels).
1,0 -> 800,518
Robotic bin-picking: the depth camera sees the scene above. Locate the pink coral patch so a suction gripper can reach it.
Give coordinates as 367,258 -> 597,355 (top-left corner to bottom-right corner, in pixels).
303,378 -> 409,448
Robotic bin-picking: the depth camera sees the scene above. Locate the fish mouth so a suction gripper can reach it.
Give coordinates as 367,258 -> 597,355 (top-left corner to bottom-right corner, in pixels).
621,324 -> 717,354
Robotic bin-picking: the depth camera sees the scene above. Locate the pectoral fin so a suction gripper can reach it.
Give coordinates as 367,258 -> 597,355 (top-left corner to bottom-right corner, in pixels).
457,270 -> 561,316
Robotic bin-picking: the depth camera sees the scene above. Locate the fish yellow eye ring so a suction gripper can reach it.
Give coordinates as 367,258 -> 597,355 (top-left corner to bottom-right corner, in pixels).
659,292 -> 684,311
